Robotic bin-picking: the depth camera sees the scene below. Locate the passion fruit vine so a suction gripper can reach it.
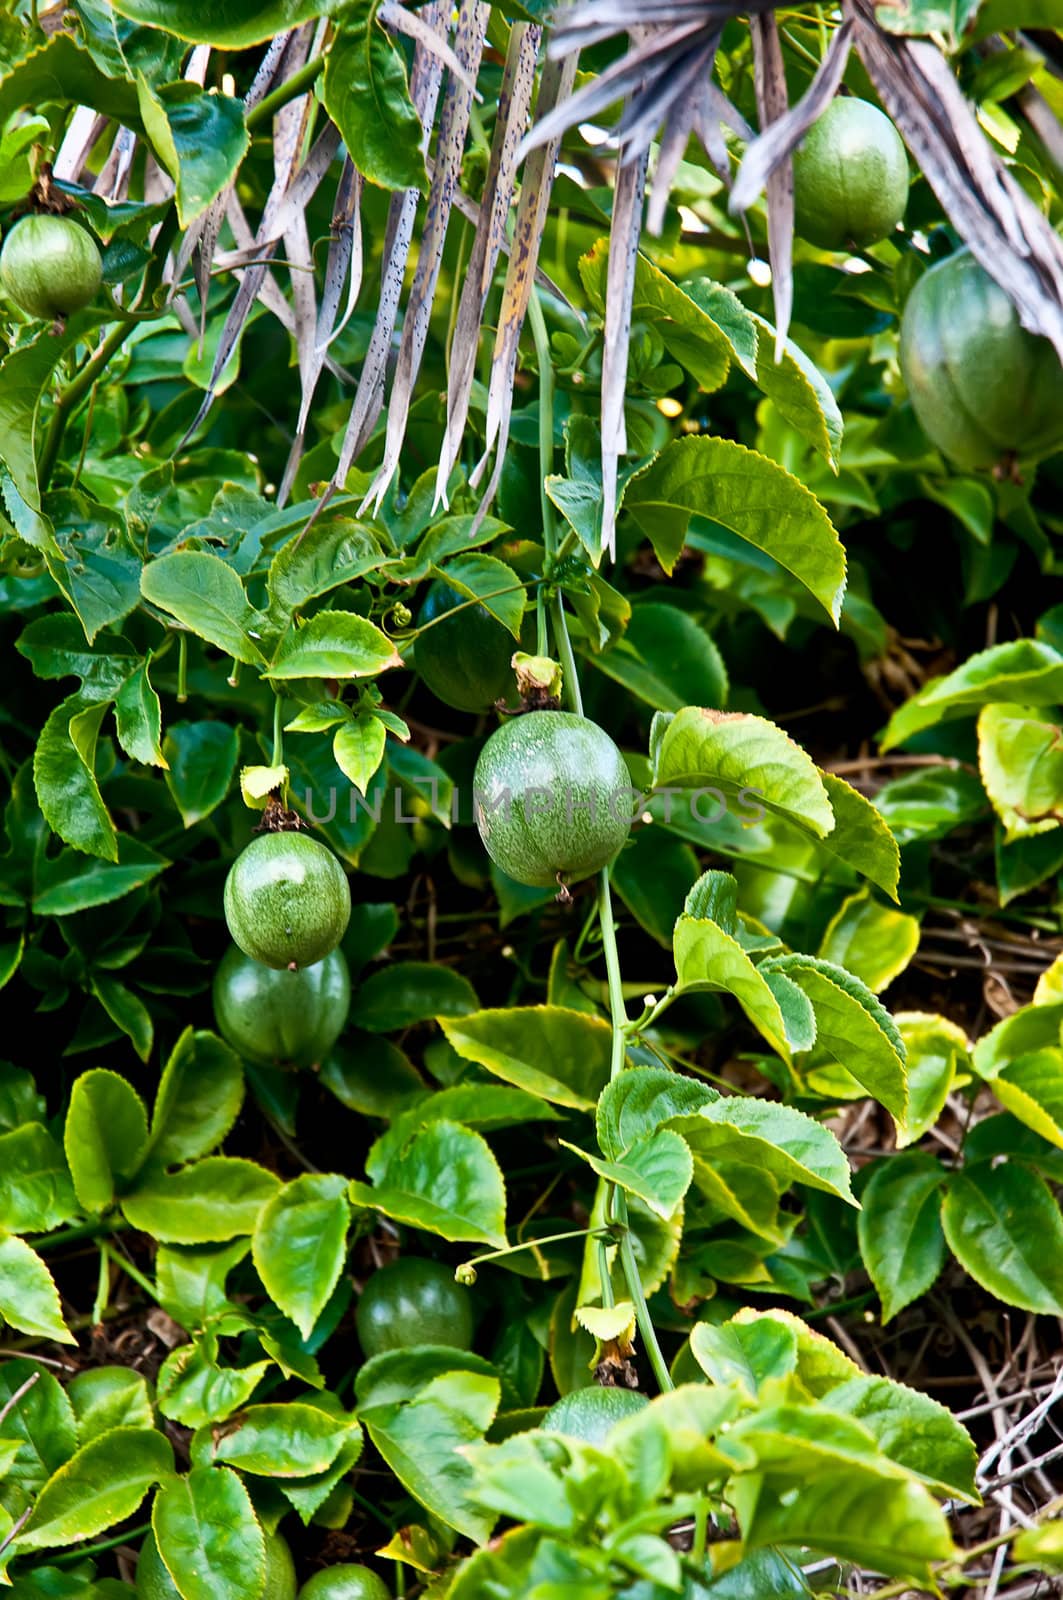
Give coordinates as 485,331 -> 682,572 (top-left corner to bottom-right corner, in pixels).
213,944 -> 351,1066
223,831 -> 351,970
792,96 -> 909,251
0,214 -> 103,321
473,710 -> 632,890
899,248 -> 1063,474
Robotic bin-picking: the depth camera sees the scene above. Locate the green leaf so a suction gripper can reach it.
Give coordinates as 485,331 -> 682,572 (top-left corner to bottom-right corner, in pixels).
894,1013 -> 967,1149
610,826 -> 700,947
333,715 -> 387,796
359,1369 -> 500,1542
152,1467 -> 265,1600
674,914 -> 791,1057
267,519 -> 388,624
767,955 -> 908,1122
267,611 -> 403,679
0,1123 -> 77,1234
673,1097 -> 856,1205
91,974 -> 154,1063
942,1162 -> 1063,1313
978,702 -> 1063,838
818,772 -> 901,902
654,706 -> 835,838
881,640 -> 1063,749
140,552 -> 266,665
115,659 -> 167,768
858,1151 -> 946,1321
278,1432 -> 363,1525
109,0 -> 346,43
324,12 -> 427,192
163,721 -> 240,827
252,1174 -> 350,1339
818,891 -> 920,994
120,1158 -> 281,1243
596,1066 -> 718,1160
579,243 -> 733,392
197,1401 -> 356,1477
150,1029 -> 245,1166
34,693 -> 117,862
0,323 -> 87,549
352,962 -> 478,1032
436,554 -> 527,640
0,1358 -> 78,1513
593,602 -> 728,714
67,1367 -> 155,1445
17,1427 -> 173,1550
979,1047 -> 1063,1148
157,1345 -> 271,1428
440,1007 -> 614,1110
32,834 -> 169,917
566,1131 -> 693,1221
1014,1520 -> 1063,1572
624,437 -> 846,623
63,1068 -> 150,1213
690,1315 -> 798,1396
135,78 -> 248,226
748,307 -> 845,471
823,1376 -> 978,1501
349,1120 -> 506,1248
0,1234 -> 75,1344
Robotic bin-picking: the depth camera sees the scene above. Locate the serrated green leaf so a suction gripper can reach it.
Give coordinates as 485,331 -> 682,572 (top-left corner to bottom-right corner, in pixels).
350,1120 -> 506,1248
942,1162 -> 1063,1313
152,1466 -> 265,1600
768,955 -> 908,1121
440,1007 -> 614,1110
150,1029 -> 245,1166
34,693 -> 117,862
252,1174 -> 350,1339
140,551 -> 266,664
17,1427 -> 173,1549
64,1068 -> 150,1213
0,1234 -> 75,1345
267,611 -> 403,679
858,1151 -> 946,1322
121,1158 -> 280,1243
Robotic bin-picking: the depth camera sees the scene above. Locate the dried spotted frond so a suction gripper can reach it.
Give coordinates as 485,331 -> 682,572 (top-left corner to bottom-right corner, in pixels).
750,12 -> 793,356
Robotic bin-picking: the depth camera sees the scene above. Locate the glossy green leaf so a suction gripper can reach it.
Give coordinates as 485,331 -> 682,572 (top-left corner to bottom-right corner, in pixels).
324,13 -> 427,192
350,1119 -> 506,1247
942,1162 -> 1063,1313
163,721 -> 240,827
674,914 -> 791,1056
767,955 -> 908,1122
436,554 -> 526,640
157,1345 -> 271,1429
566,1129 -> 693,1221
881,640 -> 1063,749
440,1007 -> 614,1110
593,603 -> 728,713
135,79 -> 248,226
266,612 -> 403,680
858,1150 -> 946,1322
63,1068 -> 150,1213
0,1234 -> 75,1345
91,973 -> 154,1063
818,891 -> 920,994
333,715 -> 387,797
114,659 -> 167,769
351,961 -> 477,1032
978,702 -> 1063,839
67,1367 -> 155,1445
152,1466 -> 265,1600
823,1376 -> 978,1501
673,1097 -> 856,1205
818,772 -> 901,902
140,552 -> 266,664
625,437 -> 846,622
33,694 -> 117,862
268,519 -> 388,624
17,1427 -> 173,1550
106,0 -> 344,41
893,1013 -> 968,1149
252,1174 -> 350,1339
0,1359 -> 78,1512
150,1029 -> 245,1166
690,1315 -> 798,1396
596,1066 -> 718,1160
120,1158 -> 280,1243
0,1123 -> 77,1234
197,1401 -> 356,1477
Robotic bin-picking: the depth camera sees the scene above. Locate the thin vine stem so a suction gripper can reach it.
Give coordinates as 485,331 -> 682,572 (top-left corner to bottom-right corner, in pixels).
527,286 -> 557,557
245,53 -> 326,132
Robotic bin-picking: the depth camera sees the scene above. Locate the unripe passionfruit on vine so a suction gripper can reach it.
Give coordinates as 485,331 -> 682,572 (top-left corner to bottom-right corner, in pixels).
899,248 -> 1063,473
223,832 -> 351,970
213,944 -> 351,1066
473,710 -> 632,890
792,97 -> 908,251
0,214 -> 103,320
414,580 -> 520,713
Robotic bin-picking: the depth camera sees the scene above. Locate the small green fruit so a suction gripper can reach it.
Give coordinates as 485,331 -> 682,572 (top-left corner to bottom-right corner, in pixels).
137,1529 -> 296,1600
474,711 -> 632,889
792,97 -> 908,251
223,832 -> 351,970
356,1257 -> 474,1358
0,214 -> 103,320
213,944 -> 350,1066
298,1566 -> 392,1600
414,580 -> 520,713
541,1386 -> 649,1445
899,248 -> 1063,472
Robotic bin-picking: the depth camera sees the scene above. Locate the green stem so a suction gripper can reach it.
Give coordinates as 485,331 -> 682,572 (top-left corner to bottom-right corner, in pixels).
456,1227 -> 604,1278
42,1523 -> 152,1568
536,590 -> 549,655
36,1217 -> 129,1253
271,692 -> 284,767
102,1241 -> 159,1303
91,1245 -> 110,1327
176,632 -> 188,703
527,285 -> 557,558
618,1223 -> 674,1394
38,319 -> 135,491
597,1236 -> 616,1310
598,871 -> 628,1083
245,54 -> 326,132
550,593 -> 583,716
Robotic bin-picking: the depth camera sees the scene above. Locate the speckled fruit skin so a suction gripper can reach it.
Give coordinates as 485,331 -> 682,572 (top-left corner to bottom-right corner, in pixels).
213,944 -> 350,1066
792,98 -> 908,250
356,1258 -> 474,1358
899,248 -> 1063,472
137,1529 -> 296,1600
297,1565 -> 393,1600
474,711 -> 632,889
223,832 -> 351,970
414,580 -> 519,712
0,214 -> 103,319
542,1386 -> 649,1445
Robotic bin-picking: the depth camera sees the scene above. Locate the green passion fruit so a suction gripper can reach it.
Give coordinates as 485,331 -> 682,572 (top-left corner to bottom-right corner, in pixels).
297,1567 -> 392,1600
473,710 -> 632,890
137,1530 -> 296,1600
541,1385 -> 649,1445
213,944 -> 350,1066
355,1257 -> 474,1358
792,97 -> 908,251
899,248 -> 1063,473
0,214 -> 103,320
414,580 -> 520,713
223,831 -> 351,970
